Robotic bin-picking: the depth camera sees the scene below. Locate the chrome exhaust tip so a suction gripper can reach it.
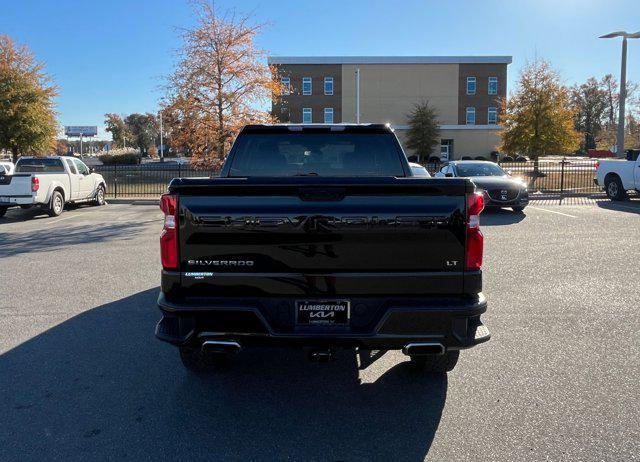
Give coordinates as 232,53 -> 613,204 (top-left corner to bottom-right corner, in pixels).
402,343 -> 445,356
201,340 -> 241,354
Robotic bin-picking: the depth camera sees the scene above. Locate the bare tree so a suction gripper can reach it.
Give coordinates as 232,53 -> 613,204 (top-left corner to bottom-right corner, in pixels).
163,1 -> 281,168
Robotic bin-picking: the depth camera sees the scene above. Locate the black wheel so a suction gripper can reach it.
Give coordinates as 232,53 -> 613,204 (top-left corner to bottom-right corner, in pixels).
512,206 -> 525,213
47,190 -> 64,217
179,346 -> 230,374
93,185 -> 106,206
410,351 -> 460,373
605,175 -> 627,201
0,206 -> 7,218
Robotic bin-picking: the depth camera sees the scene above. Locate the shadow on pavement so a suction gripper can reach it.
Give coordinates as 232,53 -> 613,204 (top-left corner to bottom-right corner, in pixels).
0,220 -> 153,257
481,207 -> 527,226
0,203 -> 96,223
0,288 -> 447,461
595,198 -> 640,215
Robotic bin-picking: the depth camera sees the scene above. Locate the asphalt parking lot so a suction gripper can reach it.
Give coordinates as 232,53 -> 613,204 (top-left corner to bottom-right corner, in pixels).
1,199 -> 639,461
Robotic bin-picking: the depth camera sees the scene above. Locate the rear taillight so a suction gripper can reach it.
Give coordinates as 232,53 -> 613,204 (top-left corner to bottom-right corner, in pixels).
31,176 -> 39,192
595,161 -> 600,170
465,192 -> 485,270
160,193 -> 178,270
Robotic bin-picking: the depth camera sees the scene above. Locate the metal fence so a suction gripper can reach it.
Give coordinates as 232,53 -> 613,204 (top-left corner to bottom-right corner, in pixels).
95,157 -> 601,199
422,158 -> 600,194
94,164 -> 218,198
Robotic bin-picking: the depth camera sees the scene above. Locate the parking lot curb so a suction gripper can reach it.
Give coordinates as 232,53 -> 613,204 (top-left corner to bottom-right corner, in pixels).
107,198 -> 160,205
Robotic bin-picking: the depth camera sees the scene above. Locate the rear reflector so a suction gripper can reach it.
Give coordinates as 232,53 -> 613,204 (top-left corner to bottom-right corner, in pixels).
465,192 -> 484,270
31,176 -> 39,192
160,193 -> 178,270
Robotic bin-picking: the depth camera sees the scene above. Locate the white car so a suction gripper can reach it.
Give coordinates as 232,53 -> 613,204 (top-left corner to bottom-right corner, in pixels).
0,156 -> 107,218
409,162 -> 431,177
595,151 -> 640,200
0,161 -> 14,175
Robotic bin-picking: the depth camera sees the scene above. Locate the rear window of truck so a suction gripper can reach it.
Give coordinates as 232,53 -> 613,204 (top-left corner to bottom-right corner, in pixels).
228,133 -> 405,177
15,158 -> 65,173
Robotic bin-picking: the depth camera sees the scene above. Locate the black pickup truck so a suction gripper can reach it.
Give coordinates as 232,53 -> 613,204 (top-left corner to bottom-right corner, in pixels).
156,124 -> 489,373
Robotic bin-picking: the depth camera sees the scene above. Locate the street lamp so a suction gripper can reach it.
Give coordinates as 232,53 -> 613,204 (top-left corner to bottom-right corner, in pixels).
599,30 -> 640,157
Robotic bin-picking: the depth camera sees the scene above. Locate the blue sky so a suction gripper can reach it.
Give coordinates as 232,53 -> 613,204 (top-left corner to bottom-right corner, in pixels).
2,0 -> 639,139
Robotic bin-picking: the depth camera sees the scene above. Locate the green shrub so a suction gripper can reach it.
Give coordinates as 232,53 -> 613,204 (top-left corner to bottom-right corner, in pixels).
98,153 -> 140,165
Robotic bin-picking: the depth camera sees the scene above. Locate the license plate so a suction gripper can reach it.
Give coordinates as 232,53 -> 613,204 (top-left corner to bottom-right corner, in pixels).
296,300 -> 350,326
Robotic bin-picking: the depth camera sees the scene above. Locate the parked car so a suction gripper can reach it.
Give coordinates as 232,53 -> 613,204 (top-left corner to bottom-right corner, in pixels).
0,161 -> 15,175
156,124 -> 490,374
0,156 -> 107,218
409,162 -> 431,177
435,160 -> 529,212
595,150 -> 640,200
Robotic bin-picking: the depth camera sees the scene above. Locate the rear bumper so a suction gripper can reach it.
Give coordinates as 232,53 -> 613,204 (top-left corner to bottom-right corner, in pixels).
156,292 -> 490,351
0,196 -> 35,207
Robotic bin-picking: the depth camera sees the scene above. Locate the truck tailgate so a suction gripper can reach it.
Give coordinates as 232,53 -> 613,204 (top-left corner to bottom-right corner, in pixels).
171,177 -> 473,297
0,174 -> 32,199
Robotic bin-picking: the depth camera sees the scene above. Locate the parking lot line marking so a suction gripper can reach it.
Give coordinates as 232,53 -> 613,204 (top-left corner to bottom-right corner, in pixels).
528,206 -> 577,218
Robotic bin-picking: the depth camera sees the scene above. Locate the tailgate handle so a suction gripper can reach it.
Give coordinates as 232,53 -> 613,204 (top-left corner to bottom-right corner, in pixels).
298,188 -> 346,202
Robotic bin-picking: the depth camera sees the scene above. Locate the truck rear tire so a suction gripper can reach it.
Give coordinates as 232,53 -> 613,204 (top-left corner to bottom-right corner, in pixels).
47,190 -> 64,217
0,206 -> 7,217
179,346 -> 229,374
410,351 -> 460,373
605,176 -> 627,201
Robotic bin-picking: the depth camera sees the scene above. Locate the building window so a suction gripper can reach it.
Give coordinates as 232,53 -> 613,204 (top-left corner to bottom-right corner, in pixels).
302,108 -> 312,123
324,108 -> 334,123
302,77 -> 312,95
281,77 -> 290,95
466,77 -> 476,95
466,107 -> 476,125
324,77 -> 334,95
488,77 -> 498,95
488,107 -> 498,125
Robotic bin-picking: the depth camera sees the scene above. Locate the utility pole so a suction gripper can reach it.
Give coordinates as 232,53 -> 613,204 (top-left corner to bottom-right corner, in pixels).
80,134 -> 83,157
600,30 -> 640,157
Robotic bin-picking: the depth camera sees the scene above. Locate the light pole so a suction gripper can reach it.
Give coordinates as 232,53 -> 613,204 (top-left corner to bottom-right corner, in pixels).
599,30 -> 640,157
159,110 -> 164,162
355,68 -> 361,124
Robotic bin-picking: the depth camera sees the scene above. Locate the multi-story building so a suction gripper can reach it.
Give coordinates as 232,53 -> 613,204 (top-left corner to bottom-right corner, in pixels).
268,56 -> 512,161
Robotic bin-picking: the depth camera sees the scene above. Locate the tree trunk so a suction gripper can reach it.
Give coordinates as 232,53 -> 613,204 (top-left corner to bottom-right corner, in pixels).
528,155 -> 541,189
11,147 -> 18,164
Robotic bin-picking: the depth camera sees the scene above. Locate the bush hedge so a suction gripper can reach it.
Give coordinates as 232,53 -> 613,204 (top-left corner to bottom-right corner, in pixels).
98,153 -> 140,165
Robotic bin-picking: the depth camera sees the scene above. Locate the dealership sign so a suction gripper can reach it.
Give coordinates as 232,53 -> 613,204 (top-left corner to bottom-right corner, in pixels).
65,126 -> 98,137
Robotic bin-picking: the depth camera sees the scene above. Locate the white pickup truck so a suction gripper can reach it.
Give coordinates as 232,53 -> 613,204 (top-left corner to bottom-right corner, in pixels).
0,156 -> 107,217
595,151 -> 640,200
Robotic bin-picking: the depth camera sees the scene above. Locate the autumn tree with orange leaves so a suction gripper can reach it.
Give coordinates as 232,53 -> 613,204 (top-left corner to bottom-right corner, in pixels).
0,35 -> 58,162
163,1 -> 282,168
